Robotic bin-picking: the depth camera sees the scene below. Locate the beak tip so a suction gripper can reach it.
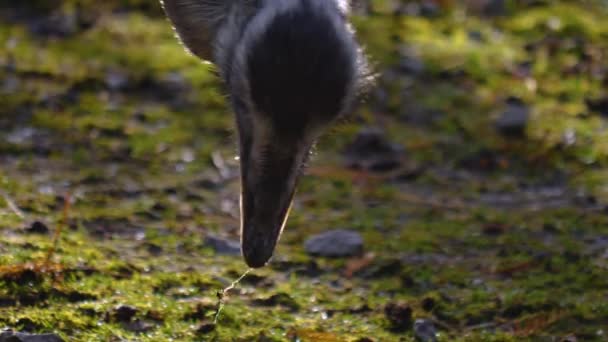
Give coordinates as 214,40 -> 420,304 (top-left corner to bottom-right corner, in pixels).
241,224 -> 279,268
242,243 -> 273,268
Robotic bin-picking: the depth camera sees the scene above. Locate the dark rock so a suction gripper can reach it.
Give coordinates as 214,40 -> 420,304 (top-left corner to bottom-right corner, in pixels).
398,56 -> 425,75
203,235 -> 241,255
384,302 -> 413,330
2,268 -> 43,286
182,301 -> 216,321
50,289 -> 97,303
458,149 -> 506,172
343,127 -> 403,172
109,305 -> 138,323
122,319 -> 155,333
421,297 -> 436,312
251,292 -> 300,311
358,258 -> 403,278
468,30 -> 484,42
0,329 -> 64,342
484,0 -> 507,16
145,310 -> 165,322
143,242 -> 163,256
195,322 -> 216,334
232,272 -> 272,287
501,303 -> 532,318
400,2 -> 421,16
304,229 -> 363,257
413,319 -> 437,342
586,97 -> 608,117
0,297 -> 17,307
420,2 -> 440,17
24,221 -> 49,234
30,10 -> 79,37
270,259 -> 323,277
482,223 -> 507,235
16,291 -> 49,307
83,218 -> 144,239
193,178 -> 221,190
104,70 -> 129,91
77,307 -> 99,317
15,318 -> 42,332
495,98 -> 529,137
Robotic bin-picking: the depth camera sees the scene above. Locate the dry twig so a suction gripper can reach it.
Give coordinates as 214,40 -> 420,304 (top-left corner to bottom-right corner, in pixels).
0,189 -> 25,219
213,268 -> 253,324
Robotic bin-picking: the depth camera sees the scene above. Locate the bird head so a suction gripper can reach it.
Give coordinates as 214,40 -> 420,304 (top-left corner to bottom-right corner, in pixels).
163,0 -> 368,268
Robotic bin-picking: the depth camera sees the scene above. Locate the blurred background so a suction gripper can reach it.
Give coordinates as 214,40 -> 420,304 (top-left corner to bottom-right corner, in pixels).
0,1 -> 607,341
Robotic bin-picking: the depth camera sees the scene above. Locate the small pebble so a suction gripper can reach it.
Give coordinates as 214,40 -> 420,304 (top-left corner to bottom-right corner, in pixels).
414,319 -> 437,342
204,235 -> 241,255
196,322 -> 216,334
304,229 -> 363,257
342,127 -> 403,172
110,305 -> 138,323
495,98 -> 529,137
0,329 -> 64,342
384,302 -> 413,330
25,221 -> 49,234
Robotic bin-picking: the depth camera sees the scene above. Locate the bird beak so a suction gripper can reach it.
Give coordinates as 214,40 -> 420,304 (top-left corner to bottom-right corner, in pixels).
238,135 -> 308,268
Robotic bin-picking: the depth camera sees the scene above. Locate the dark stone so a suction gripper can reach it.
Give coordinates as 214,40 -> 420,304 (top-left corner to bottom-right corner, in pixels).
501,303 -> 532,318
182,302 -> 216,321
421,297 -> 436,312
122,320 -> 155,333
14,318 -> 41,332
586,97 -> 608,117
77,307 -> 99,317
104,70 -> 129,91
304,229 -> 363,257
50,289 -> 97,303
398,56 -> 425,75
109,305 -> 138,323
358,258 -> 403,278
144,242 -> 163,256
420,2 -> 440,17
384,302 -> 413,330
238,273 -> 270,286
343,127 -> 403,172
495,98 -> 529,137
414,319 -> 438,342
251,292 -> 300,311
0,297 -> 17,307
195,322 -> 216,334
270,259 -> 323,277
204,235 -> 241,255
458,149 -> 506,172
193,178 -> 220,190
484,0 -> 507,16
3,268 -> 42,286
0,329 -> 64,342
468,30 -> 484,42
482,223 -> 507,235
561,335 -> 577,342
25,221 -> 49,234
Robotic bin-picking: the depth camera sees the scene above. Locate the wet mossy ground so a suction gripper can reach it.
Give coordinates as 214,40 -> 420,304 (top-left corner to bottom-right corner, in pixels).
1,1 -> 608,341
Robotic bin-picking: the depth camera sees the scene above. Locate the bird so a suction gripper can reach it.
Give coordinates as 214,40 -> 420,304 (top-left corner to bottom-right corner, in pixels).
161,0 -> 369,268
